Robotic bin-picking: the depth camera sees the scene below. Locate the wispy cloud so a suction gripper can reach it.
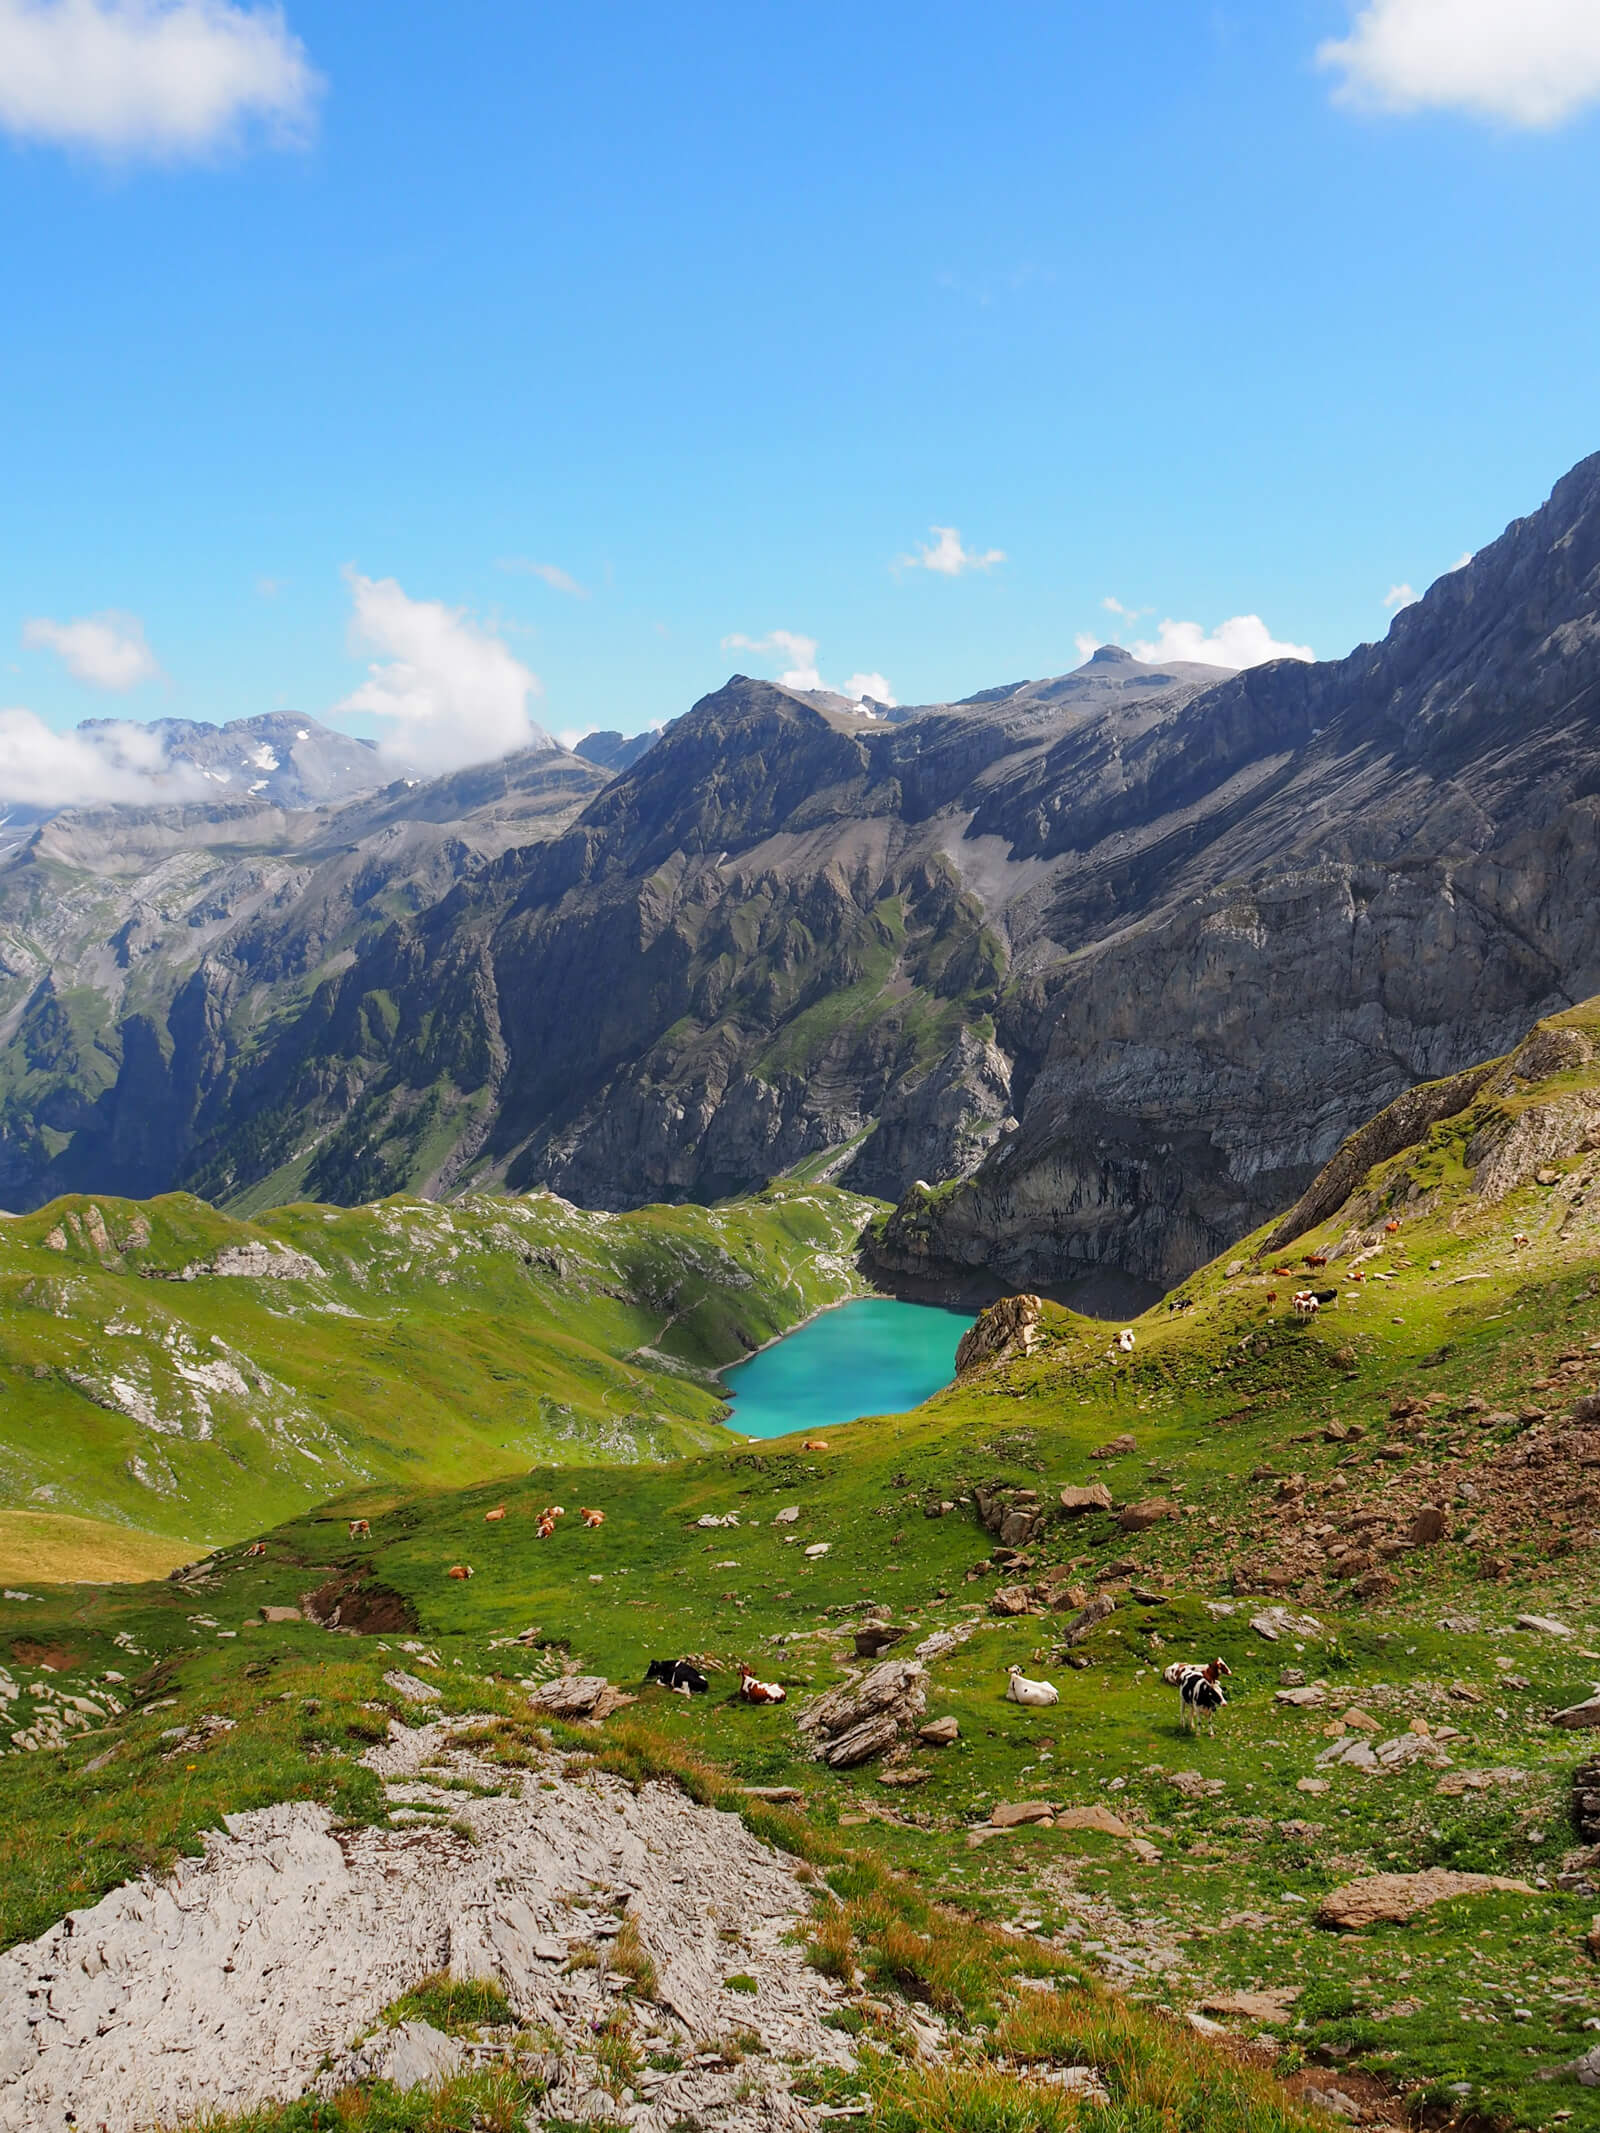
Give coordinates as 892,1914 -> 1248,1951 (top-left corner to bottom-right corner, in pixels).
1318,0 -> 1600,128
0,0 -> 322,159
723,628 -> 822,690
1383,582 -> 1417,610
23,610 -> 161,689
722,631 -> 896,707
497,557 -> 589,598
1101,594 -> 1153,621
896,525 -> 1006,577
335,571 -> 549,776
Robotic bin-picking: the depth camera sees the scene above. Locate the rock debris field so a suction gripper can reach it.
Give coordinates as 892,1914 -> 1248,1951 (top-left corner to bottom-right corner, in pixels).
0,1719 -> 861,2133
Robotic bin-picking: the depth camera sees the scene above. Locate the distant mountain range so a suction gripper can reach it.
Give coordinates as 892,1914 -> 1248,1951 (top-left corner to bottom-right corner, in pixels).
1,450 -> 1597,1301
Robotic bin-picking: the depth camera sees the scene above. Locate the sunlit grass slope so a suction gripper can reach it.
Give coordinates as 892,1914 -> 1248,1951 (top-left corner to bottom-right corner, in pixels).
0,1180 -> 876,1550
8,1003 -> 1600,2124
0,1509 -> 196,1584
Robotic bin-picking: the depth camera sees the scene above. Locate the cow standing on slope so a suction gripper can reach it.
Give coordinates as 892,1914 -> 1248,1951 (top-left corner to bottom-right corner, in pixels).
1162,1657 -> 1232,1733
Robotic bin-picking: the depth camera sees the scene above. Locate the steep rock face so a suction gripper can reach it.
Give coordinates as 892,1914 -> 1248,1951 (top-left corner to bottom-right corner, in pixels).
7,455 -> 1600,1277
879,451 -> 1600,1287
0,750 -> 607,1209
163,665 -> 1227,1214
840,1029 -> 1015,1200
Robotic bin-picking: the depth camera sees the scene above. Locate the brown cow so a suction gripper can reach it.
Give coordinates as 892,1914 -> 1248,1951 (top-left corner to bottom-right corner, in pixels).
737,1663 -> 786,1704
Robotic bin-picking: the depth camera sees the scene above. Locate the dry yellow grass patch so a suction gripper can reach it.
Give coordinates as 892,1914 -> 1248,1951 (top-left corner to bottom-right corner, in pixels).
0,1510 -> 196,1586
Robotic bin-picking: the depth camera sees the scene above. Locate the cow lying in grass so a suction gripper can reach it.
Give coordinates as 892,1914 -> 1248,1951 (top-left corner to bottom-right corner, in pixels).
737,1664 -> 785,1704
1005,1665 -> 1059,1707
645,1658 -> 709,1695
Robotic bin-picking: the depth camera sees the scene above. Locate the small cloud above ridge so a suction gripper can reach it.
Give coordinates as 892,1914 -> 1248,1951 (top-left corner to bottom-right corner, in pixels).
1074,613 -> 1315,671
334,570 -> 550,777
721,630 -> 896,706
897,525 -> 1005,578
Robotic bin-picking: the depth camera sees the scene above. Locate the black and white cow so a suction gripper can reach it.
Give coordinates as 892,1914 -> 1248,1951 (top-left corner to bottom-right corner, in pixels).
1161,1656 -> 1232,1733
645,1658 -> 709,1696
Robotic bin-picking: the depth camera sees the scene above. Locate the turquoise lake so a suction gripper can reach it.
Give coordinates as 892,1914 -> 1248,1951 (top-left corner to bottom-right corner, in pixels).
720,1297 -> 976,1439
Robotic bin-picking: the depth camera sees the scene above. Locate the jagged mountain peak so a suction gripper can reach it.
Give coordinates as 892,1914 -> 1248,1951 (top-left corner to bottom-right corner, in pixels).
4,451 -> 1600,1277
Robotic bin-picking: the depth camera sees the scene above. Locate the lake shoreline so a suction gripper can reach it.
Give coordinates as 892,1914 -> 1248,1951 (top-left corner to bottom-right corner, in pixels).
716,1293 -> 977,1442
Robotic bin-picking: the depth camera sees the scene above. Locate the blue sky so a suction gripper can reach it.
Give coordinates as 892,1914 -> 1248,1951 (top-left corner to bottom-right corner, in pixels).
2,0 -> 1599,791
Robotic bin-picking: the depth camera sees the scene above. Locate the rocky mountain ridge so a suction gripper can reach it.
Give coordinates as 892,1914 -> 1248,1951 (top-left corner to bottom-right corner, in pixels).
2,451 -> 1599,1299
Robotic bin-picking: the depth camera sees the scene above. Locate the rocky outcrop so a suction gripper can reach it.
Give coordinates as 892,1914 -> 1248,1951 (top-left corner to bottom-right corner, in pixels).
1260,1060 -> 1499,1256
875,453 -> 1600,1288
185,1242 -> 327,1282
1315,1869 -> 1535,1930
0,1718 -> 855,2133
532,1675 -> 634,1720
1467,1092 -> 1600,1202
972,1481 -> 1046,1546
796,1658 -> 928,1768
1059,1483 -> 1114,1516
954,1293 -> 1042,1375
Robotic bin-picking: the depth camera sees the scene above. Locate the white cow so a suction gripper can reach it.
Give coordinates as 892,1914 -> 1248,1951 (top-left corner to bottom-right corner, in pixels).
1005,1665 -> 1059,1707
1115,1329 -> 1135,1354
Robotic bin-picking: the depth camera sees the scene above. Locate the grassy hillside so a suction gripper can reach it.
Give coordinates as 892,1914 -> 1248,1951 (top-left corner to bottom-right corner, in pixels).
0,1180 -> 877,1561
7,1003 -> 1600,2125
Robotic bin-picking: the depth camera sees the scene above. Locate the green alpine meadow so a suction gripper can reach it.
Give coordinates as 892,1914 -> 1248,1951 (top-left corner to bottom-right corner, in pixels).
8,23 -> 1600,2124
6,989 -> 1600,2130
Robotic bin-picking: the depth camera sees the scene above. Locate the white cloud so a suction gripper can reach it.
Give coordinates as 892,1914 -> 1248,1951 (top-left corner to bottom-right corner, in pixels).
334,571 -> 550,777
0,0 -> 321,159
723,629 -> 821,690
1101,594 -> 1151,620
497,557 -> 588,597
1318,0 -> 1600,128
1131,615 -> 1315,669
23,610 -> 161,689
897,525 -> 1006,577
722,631 -> 895,706
1079,614 -> 1315,670
843,671 -> 896,706
1449,550 -> 1474,571
0,707 -> 202,810
1383,582 -> 1417,610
